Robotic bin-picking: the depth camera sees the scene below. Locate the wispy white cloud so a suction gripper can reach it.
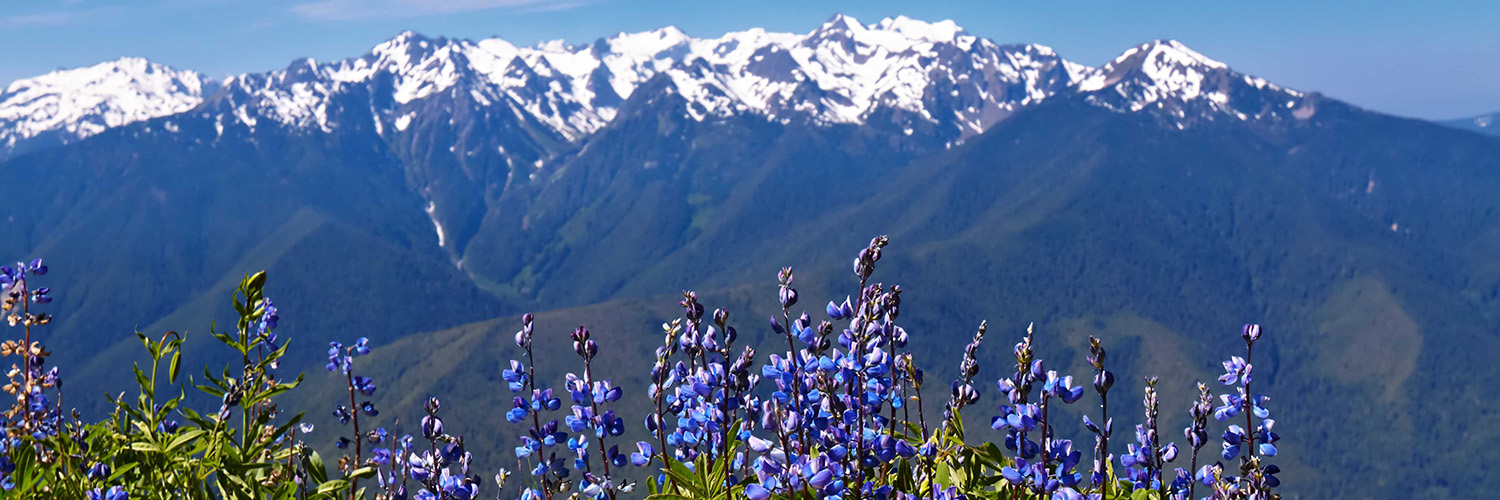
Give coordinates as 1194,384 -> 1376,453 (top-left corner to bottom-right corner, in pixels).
291,0 -> 594,21
0,11 -> 89,29
0,4 -> 133,29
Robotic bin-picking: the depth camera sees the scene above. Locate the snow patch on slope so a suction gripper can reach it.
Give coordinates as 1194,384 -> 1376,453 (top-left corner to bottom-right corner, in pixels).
425,201 -> 446,248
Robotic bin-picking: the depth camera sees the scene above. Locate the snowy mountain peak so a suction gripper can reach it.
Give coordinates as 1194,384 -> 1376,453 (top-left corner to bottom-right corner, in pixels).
0,19 -> 1324,158
874,16 -> 966,44
1120,39 -> 1226,71
820,13 -> 864,33
607,26 -> 690,56
0,57 -> 210,152
806,13 -> 973,50
1076,39 -> 1306,124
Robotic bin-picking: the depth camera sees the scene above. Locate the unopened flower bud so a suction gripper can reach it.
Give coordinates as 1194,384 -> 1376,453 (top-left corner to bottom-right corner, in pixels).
1242,324 -> 1262,343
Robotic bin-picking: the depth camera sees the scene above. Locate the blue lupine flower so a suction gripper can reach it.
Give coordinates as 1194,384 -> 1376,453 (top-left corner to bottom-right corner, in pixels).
1043,371 -> 1085,404
372,448 -> 392,465
1217,356 -> 1251,387
1258,419 -> 1280,456
85,486 -> 128,500
503,360 -> 527,392
86,462 -> 110,481
630,441 -> 654,466
421,415 -> 443,439
515,437 -> 538,458
826,298 -> 853,320
1251,393 -> 1272,419
352,376 -> 377,396
441,441 -> 464,462
1001,456 -> 1036,485
535,388 -> 562,411
1213,392 -> 1243,422
1222,425 -> 1246,460
1242,324 -> 1262,342
745,483 -> 772,500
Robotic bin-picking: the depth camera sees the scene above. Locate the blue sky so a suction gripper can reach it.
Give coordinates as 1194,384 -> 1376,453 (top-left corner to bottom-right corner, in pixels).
1,0 -> 1496,120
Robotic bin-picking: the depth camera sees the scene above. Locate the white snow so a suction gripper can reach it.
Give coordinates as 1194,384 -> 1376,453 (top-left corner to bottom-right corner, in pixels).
425,201 -> 446,248
1074,39 -> 1303,125
0,17 -> 1311,152
0,57 -> 208,147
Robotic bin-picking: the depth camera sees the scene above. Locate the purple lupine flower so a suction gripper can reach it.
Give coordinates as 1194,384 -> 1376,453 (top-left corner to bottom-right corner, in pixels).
86,462 -> 110,481
629,442 -> 654,466
85,486 -> 128,500
1257,419 -> 1280,456
352,376 -> 377,396
1221,425 -> 1246,460
1242,324 -> 1261,343
1217,356 -> 1251,387
1043,371 -> 1085,404
1213,391 -> 1244,422
503,360 -> 527,392
421,415 -> 443,440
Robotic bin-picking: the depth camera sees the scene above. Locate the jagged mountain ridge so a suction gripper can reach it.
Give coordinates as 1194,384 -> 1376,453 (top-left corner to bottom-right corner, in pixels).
0,57 -> 214,157
0,14 -> 1316,161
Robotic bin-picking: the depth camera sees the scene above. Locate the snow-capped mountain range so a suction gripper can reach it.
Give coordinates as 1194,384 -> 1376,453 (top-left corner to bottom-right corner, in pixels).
0,14 -> 1314,159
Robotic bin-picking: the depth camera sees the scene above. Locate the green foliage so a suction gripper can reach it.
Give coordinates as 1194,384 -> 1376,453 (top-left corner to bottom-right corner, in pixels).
6,272 -> 348,499
646,423 -> 747,500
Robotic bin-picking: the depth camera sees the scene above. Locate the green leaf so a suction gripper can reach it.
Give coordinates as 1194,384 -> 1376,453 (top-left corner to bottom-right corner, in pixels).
169,348 -> 183,383
164,428 -> 208,453
305,451 -> 330,484
247,271 -> 267,293
348,465 -> 378,479
195,384 -> 226,397
662,457 -> 703,496
133,365 -> 152,396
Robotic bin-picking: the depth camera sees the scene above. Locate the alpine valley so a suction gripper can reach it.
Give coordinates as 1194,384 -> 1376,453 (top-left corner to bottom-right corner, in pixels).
2,15 -> 1497,500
